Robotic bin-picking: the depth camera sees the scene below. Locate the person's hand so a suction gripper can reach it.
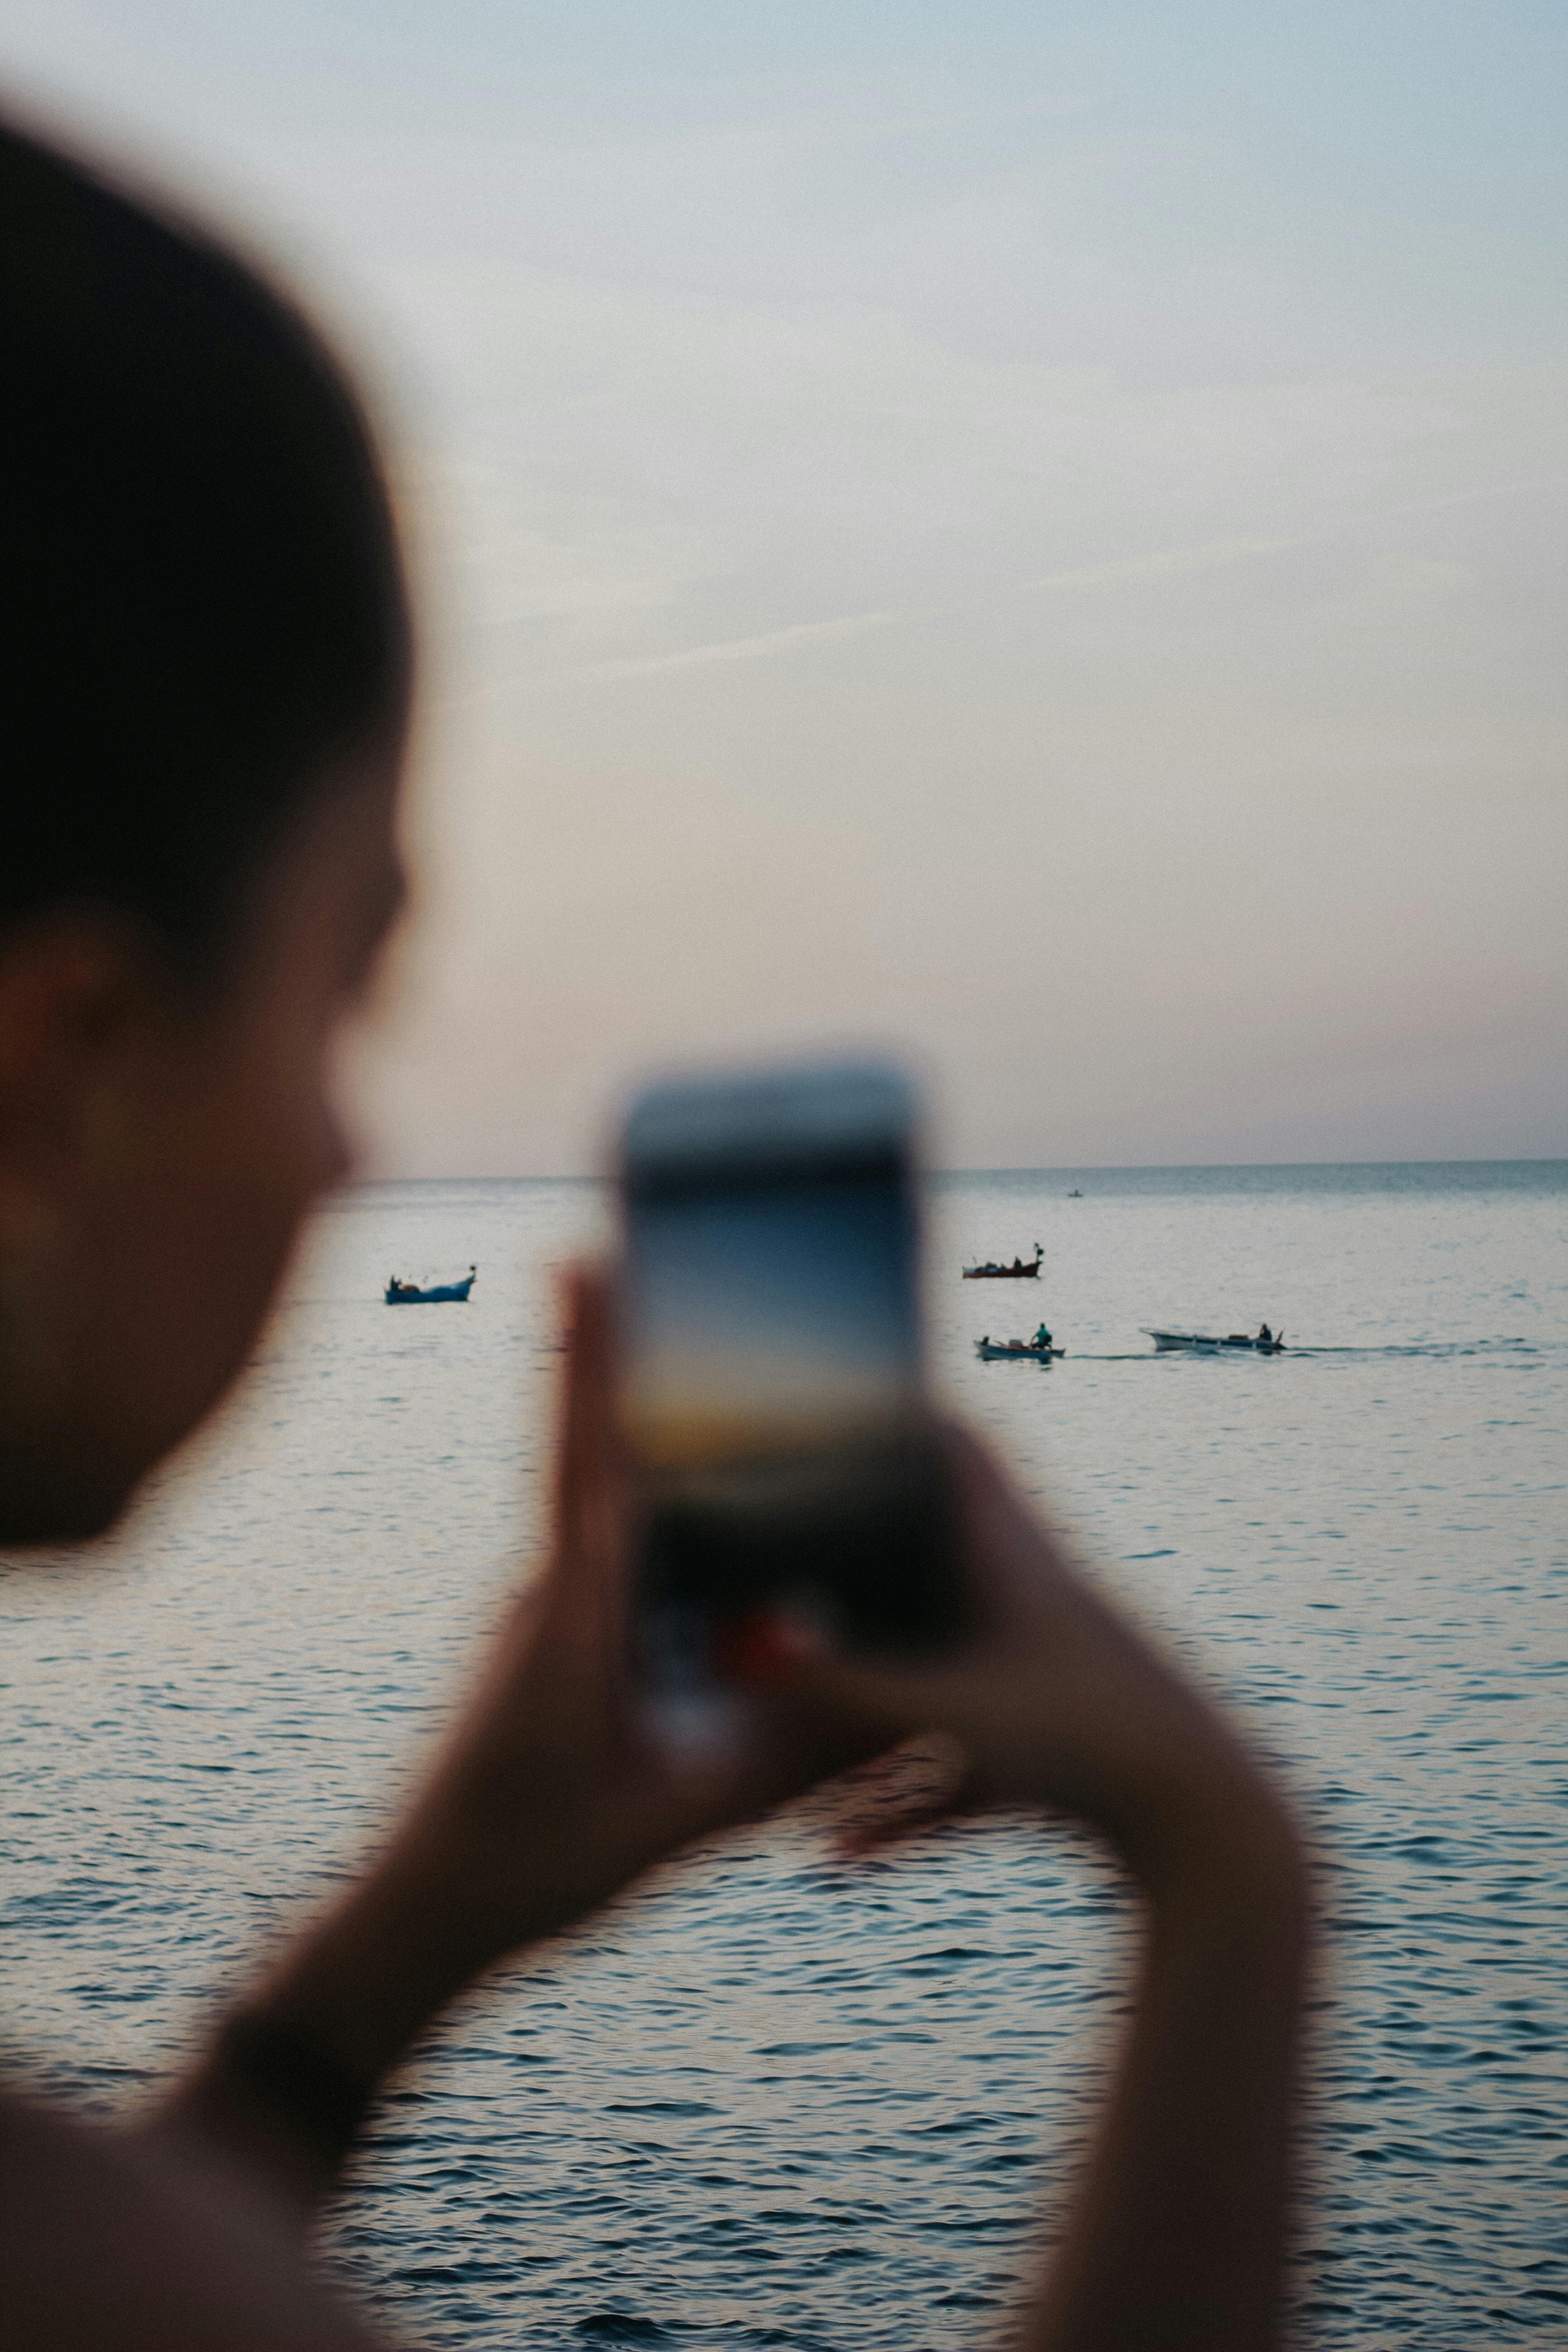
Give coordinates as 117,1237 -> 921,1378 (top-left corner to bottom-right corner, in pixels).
756,1427 -> 1299,1901
754,1429 -> 1311,2352
218,1261 -> 882,2127
172,1262 -> 886,2199
395,1261 -> 875,1965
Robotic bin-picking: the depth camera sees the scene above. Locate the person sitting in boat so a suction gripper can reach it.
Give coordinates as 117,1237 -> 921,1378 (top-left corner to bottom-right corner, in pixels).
1258,1323 -> 1273,1345
1034,1323 -> 1053,1350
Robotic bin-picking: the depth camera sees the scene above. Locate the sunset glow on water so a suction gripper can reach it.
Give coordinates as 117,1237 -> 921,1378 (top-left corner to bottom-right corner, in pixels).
2,1162 -> 1561,2346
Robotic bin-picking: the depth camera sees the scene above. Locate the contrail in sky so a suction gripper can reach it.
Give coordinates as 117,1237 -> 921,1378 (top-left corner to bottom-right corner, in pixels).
560,471 -> 1567,688
581,608 -> 900,680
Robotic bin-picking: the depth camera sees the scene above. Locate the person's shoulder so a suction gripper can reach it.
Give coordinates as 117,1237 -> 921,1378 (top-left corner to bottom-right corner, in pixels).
0,2082 -> 395,2351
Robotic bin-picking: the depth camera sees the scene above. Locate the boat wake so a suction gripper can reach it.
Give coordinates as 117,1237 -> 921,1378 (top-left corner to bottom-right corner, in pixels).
1011,1338 -> 1544,1363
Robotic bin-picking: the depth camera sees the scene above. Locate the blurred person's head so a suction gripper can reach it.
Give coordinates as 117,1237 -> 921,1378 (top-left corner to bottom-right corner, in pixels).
0,114 -> 412,1542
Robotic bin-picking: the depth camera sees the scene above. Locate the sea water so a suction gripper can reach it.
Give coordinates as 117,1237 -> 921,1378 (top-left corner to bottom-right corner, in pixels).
0,1163 -> 1563,2347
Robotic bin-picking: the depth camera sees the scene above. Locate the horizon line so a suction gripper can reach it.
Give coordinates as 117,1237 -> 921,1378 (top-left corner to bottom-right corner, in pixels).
346,1153 -> 1568,1186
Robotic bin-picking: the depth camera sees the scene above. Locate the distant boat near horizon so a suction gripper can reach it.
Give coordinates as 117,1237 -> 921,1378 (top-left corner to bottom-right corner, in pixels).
385,1265 -> 477,1304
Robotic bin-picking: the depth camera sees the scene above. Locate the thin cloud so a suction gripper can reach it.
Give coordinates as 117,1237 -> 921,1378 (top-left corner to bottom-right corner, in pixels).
578,607 -> 902,680
1019,475 -> 1568,598
1019,534 -> 1308,595
555,475 -> 1568,693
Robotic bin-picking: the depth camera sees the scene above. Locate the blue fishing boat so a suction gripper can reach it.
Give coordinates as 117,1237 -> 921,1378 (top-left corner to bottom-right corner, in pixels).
385,1265 -> 476,1304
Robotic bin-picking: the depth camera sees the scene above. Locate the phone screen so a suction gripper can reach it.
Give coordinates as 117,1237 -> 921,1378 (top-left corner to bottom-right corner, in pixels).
617,1063 -> 963,1681
621,1170 -> 919,1472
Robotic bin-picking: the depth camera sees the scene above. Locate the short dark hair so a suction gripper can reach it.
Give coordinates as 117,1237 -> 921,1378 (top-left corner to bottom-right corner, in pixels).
0,113 -> 411,961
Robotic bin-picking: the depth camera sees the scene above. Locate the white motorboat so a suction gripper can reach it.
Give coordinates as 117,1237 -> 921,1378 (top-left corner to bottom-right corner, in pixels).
1143,1328 -> 1284,1354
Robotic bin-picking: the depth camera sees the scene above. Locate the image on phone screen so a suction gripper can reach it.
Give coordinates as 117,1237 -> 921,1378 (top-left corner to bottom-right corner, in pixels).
617,1062 -> 963,1697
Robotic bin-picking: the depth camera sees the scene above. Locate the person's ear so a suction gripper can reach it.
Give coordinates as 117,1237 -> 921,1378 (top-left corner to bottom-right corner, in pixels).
0,915 -> 157,1249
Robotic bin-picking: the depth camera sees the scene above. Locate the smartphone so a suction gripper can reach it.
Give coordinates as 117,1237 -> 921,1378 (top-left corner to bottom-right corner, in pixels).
616,1058 -> 965,1709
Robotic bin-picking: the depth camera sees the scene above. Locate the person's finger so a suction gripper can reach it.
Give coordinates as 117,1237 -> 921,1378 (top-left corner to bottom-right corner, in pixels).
833,1803 -> 960,1860
824,1730 -> 971,1857
546,1259 -> 630,1643
554,1262 -> 618,1504
941,1420 -> 1064,1611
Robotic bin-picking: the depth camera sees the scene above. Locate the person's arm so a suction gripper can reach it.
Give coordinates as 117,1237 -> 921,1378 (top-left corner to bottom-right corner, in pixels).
768,1434 -> 1310,2352
1025,1758 -> 1305,2352
0,2088 -> 390,2352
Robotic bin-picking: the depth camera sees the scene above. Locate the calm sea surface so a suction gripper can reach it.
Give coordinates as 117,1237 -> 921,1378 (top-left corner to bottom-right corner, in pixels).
2,1164 -> 1563,2347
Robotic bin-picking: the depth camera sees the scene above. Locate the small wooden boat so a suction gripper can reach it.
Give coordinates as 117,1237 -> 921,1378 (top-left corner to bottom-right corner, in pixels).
1143,1328 -> 1284,1354
975,1336 -> 1063,1361
963,1242 -> 1044,1279
386,1265 -> 476,1304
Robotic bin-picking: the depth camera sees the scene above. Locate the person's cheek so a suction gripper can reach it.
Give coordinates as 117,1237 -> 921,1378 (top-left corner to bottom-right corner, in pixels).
263,990 -> 357,1208
317,1086 -> 354,1192
267,1065 -> 349,1222
311,1008 -> 359,1193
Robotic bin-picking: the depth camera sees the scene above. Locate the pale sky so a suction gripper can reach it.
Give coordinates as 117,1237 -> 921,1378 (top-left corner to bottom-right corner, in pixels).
8,3 -> 1566,1170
